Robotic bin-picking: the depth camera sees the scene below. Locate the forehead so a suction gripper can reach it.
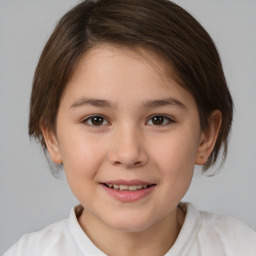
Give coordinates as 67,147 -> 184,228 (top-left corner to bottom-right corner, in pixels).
60,44 -> 196,109
71,44 -> 177,87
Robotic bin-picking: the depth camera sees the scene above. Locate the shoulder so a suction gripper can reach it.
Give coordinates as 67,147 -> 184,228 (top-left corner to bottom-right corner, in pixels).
173,203 -> 256,256
197,206 -> 256,255
199,209 -> 256,236
3,207 -> 82,256
4,220 -> 69,256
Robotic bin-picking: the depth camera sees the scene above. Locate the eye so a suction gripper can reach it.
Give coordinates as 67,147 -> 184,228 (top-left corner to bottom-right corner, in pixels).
146,115 -> 174,126
82,115 -> 109,126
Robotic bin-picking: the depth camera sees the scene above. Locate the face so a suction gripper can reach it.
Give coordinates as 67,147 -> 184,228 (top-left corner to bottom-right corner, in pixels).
44,45 -> 215,233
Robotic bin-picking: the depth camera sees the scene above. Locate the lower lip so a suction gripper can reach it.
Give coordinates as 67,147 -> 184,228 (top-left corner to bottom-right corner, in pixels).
101,184 -> 156,202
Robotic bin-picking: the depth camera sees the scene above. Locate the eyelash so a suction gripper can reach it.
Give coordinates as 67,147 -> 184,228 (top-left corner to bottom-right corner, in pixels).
82,115 -> 110,127
82,115 -> 175,127
146,115 -> 175,126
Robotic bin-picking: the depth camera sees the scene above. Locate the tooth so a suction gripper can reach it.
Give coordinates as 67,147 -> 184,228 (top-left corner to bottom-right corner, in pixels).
128,185 -> 137,191
119,185 -> 128,191
108,184 -> 150,191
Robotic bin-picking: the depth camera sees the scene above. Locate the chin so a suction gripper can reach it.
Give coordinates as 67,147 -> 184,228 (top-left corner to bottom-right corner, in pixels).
103,212 -> 157,233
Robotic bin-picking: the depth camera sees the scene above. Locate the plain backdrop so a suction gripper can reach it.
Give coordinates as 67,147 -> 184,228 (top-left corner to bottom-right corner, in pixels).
1,0 -> 256,254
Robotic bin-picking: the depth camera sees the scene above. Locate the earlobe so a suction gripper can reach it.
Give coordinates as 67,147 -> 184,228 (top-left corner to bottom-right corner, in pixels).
41,127 -> 62,164
195,110 -> 222,165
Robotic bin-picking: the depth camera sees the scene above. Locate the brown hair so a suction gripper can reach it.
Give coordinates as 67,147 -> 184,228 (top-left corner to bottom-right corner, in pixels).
29,0 -> 233,172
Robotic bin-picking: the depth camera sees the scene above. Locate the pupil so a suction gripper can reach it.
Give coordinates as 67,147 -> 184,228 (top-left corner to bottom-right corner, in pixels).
152,116 -> 163,125
92,117 -> 103,126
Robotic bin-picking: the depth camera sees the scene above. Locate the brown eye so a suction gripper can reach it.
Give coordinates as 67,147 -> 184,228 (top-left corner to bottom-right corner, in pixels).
146,115 -> 174,126
152,116 -> 165,125
83,115 -> 108,126
91,116 -> 104,126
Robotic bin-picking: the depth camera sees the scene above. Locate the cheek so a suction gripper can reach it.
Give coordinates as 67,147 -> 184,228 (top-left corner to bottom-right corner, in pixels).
151,131 -> 199,171
59,134 -> 108,207
58,132 -> 106,178
148,128 -> 200,192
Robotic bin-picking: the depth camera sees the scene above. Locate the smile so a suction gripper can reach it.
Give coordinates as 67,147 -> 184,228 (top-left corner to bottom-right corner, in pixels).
101,181 -> 156,202
104,184 -> 150,191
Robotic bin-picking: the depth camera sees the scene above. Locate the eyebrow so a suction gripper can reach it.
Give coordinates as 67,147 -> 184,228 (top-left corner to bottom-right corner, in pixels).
70,98 -> 114,109
70,97 -> 186,109
142,98 -> 186,109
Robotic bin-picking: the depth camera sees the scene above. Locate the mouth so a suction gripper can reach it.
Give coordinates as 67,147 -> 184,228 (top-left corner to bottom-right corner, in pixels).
103,183 -> 155,191
100,180 -> 156,202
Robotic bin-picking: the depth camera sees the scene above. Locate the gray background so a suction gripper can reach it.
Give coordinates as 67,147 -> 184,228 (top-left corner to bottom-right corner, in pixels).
1,0 -> 255,254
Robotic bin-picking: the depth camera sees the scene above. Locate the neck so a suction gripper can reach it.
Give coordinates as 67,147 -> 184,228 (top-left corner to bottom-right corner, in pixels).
78,206 -> 185,256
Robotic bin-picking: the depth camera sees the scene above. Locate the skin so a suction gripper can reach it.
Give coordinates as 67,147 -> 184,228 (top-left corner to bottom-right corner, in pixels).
42,44 -> 221,256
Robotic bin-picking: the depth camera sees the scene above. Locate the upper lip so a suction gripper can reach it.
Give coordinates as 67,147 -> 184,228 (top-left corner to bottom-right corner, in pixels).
101,179 -> 155,186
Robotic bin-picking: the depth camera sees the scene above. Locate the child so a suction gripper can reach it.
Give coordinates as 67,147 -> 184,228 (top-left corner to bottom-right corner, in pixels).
4,0 -> 256,255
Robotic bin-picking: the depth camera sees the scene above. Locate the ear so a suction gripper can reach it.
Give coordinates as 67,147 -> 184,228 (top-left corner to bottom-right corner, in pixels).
41,126 -> 62,164
195,110 -> 222,165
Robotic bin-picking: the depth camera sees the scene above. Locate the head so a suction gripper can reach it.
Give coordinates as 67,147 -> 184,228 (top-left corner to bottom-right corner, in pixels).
29,0 -> 233,172
28,0 -> 234,236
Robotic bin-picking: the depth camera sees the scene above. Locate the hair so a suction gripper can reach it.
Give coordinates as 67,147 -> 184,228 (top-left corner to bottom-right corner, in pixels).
29,0 -> 233,172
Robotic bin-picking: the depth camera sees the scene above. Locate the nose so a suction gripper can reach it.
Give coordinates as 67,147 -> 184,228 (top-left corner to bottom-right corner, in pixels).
108,125 -> 149,168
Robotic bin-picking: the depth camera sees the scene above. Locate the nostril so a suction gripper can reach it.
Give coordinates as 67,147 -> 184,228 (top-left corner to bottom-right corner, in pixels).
108,147 -> 148,168
113,161 -> 122,166
113,160 -> 142,168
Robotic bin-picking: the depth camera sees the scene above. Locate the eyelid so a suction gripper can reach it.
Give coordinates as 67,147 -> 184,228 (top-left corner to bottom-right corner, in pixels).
81,114 -> 175,127
146,114 -> 175,126
82,114 -> 110,127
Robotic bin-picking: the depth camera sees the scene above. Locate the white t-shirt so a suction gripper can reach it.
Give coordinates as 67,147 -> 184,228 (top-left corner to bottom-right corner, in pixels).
4,203 -> 256,256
